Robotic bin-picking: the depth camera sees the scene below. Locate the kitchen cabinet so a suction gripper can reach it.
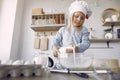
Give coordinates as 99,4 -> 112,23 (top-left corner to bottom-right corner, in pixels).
90,38 -> 120,42
103,21 -> 120,26
31,13 -> 66,32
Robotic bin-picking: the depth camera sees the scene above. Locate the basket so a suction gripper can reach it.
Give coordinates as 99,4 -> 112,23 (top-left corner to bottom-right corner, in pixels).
101,8 -> 120,23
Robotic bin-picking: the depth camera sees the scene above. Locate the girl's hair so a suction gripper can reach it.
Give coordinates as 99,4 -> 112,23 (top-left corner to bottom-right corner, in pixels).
66,13 -> 74,32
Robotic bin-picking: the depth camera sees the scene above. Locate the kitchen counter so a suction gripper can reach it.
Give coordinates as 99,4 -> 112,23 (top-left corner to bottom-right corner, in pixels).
1,72 -> 120,80
0,59 -> 120,80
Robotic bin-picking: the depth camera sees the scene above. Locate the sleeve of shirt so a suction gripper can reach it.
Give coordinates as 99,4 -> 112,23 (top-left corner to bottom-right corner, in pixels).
76,27 -> 90,53
53,27 -> 64,47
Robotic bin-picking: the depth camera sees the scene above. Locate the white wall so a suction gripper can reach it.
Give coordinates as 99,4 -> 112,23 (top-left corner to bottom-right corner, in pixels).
0,0 -> 2,29
0,0 -> 18,61
18,0 -> 120,66
0,0 -> 2,20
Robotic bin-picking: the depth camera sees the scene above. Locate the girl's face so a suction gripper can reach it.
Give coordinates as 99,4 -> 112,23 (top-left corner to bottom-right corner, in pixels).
72,11 -> 85,30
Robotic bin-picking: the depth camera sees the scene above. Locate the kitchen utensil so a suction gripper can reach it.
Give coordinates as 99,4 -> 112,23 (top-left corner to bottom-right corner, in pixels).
32,53 -> 42,64
111,15 -> 118,21
34,32 -> 40,49
105,18 -> 112,22
117,29 -> 120,38
58,53 -> 93,70
92,59 -> 119,70
40,33 -> 48,50
40,52 -> 48,68
12,60 -> 24,65
104,32 -> 113,39
24,60 -> 32,65
74,73 -> 89,78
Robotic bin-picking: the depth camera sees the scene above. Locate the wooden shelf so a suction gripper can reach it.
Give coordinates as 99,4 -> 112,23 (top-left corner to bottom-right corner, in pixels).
31,13 -> 66,32
90,38 -> 120,48
32,13 -> 65,16
102,21 -> 120,48
90,38 -> 120,42
31,24 -> 65,31
103,21 -> 120,26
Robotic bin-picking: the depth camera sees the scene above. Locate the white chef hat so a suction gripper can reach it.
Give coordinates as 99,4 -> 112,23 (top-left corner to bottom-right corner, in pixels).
69,0 -> 92,19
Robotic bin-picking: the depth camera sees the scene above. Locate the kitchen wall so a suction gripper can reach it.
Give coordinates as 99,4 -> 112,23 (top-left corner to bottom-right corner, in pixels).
18,0 -> 120,65
0,0 -> 18,62
0,0 -> 120,65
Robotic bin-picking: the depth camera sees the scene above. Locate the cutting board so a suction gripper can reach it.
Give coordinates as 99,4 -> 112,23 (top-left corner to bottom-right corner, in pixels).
40,36 -> 48,50
34,37 -> 40,49
92,59 -> 119,70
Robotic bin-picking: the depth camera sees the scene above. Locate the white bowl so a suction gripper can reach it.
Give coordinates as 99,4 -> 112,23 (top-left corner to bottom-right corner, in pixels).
12,60 -> 24,65
2,60 -> 13,65
111,15 -> 118,21
24,60 -> 32,65
105,18 -> 112,22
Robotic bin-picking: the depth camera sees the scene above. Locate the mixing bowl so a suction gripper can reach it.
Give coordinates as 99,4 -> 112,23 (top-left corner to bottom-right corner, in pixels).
58,53 -> 94,70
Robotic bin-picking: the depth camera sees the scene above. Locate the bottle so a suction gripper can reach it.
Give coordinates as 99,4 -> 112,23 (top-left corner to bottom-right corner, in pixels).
89,27 -> 94,39
40,51 -> 48,68
33,51 -> 41,64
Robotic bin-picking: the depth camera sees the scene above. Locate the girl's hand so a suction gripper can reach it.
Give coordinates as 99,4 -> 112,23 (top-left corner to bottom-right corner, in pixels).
53,46 -> 60,57
66,46 -> 79,53
53,50 -> 59,57
66,48 -> 73,53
